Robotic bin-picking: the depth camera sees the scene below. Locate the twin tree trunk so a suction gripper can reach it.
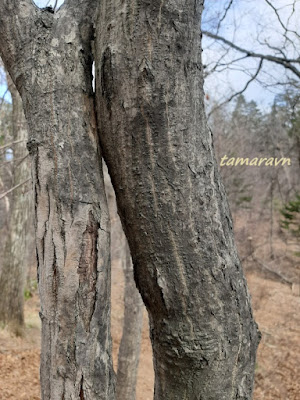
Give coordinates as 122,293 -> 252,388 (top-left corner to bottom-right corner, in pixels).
0,77 -> 29,335
0,0 -> 260,399
95,1 -> 260,399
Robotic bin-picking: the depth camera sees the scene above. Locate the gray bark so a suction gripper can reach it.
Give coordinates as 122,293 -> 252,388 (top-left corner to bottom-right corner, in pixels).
116,242 -> 144,400
95,1 -> 260,399
0,75 -> 29,335
0,2 -> 115,399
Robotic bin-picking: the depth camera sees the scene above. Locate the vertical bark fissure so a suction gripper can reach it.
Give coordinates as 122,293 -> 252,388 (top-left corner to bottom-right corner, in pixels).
80,375 -> 85,400
78,211 -> 99,333
52,237 -> 58,316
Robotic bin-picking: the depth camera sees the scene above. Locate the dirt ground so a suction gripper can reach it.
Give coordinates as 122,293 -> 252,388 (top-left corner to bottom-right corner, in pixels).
0,263 -> 299,400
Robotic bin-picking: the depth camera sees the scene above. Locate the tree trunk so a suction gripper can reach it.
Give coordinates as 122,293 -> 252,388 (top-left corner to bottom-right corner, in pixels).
0,2 -> 115,399
116,242 -> 144,400
95,1 -> 260,399
104,164 -> 144,400
0,76 -> 29,335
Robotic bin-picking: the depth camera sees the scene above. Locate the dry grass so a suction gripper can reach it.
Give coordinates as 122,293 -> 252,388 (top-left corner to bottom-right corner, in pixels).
0,262 -> 299,400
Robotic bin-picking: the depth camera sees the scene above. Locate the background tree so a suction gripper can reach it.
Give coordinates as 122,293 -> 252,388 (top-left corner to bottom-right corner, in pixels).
201,0 -> 300,287
0,74 -> 30,335
104,166 -> 144,400
209,92 -> 300,286
0,64 -> 13,251
115,242 -> 144,400
280,194 -> 300,248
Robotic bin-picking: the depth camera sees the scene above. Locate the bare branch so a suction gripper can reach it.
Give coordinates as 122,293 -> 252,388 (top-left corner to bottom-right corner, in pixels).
205,54 -> 252,77
257,37 -> 288,60
252,255 -> 292,286
0,139 -> 26,152
264,0 -> 300,39
46,0 -> 58,11
204,46 -> 232,77
1,154 -> 29,166
0,177 -> 31,200
216,0 -> 234,34
207,59 -> 264,117
0,88 -> 9,110
203,30 -> 300,79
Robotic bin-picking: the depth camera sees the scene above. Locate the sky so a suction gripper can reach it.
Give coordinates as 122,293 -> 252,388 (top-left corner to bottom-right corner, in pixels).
1,0 -> 299,111
34,0 -> 65,9
202,0 -> 300,110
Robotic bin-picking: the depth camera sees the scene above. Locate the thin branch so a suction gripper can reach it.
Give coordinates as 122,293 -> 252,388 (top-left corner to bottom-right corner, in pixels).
286,0 -> 297,28
0,177 -> 31,200
1,153 -> 29,166
257,37 -> 288,60
0,88 -> 9,110
16,153 -> 29,167
216,0 -> 234,34
204,47 -> 232,77
252,255 -> 292,286
46,0 -> 58,11
0,139 -> 26,152
207,59 -> 264,117
205,54 -> 251,77
264,0 -> 300,39
203,30 -> 300,79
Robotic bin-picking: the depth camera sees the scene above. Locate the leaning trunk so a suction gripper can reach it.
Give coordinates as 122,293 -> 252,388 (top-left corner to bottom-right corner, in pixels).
0,76 -> 29,335
95,1 -> 260,399
0,4 -> 115,399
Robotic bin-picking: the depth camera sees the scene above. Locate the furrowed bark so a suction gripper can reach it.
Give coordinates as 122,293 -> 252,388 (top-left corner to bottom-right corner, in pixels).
95,1 -> 260,399
116,242 -> 144,400
0,2 -> 115,399
0,76 -> 29,335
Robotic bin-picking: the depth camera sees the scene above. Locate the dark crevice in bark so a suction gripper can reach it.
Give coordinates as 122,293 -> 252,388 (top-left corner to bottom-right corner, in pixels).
79,375 -> 85,400
33,147 -> 40,219
52,239 -> 58,314
101,47 -> 114,118
59,217 -> 66,259
46,185 -> 51,223
78,211 -> 99,332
